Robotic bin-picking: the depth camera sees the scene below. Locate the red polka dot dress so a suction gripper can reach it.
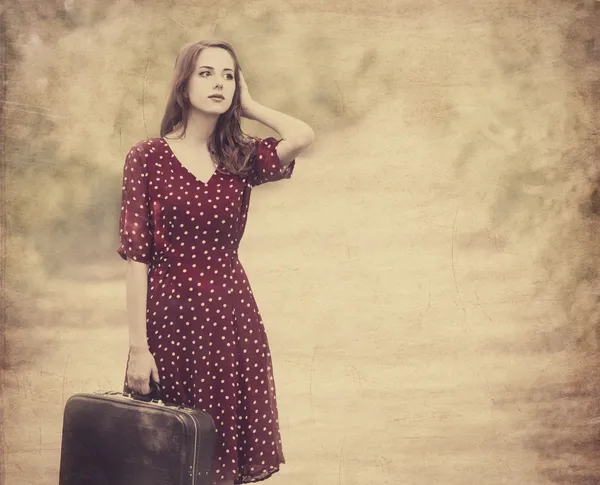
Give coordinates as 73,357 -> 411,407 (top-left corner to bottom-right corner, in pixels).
117,136 -> 295,484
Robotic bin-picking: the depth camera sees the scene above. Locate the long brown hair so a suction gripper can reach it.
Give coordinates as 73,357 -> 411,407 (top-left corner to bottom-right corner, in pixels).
160,40 -> 257,176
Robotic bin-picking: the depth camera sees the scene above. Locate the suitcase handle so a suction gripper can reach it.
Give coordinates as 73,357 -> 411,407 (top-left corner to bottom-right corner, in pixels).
127,379 -> 162,403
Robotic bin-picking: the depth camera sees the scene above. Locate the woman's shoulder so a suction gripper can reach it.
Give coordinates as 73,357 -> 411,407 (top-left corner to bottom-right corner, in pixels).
122,138 -> 165,178
126,137 -> 164,158
245,135 -> 281,158
250,135 -> 280,150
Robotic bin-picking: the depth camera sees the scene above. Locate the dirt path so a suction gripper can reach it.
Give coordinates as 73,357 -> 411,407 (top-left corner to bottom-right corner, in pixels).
4,132 -> 598,484
5,233 -> 596,485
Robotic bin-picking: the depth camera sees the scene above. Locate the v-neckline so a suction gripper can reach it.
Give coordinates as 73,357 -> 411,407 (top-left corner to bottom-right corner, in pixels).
161,137 -> 219,186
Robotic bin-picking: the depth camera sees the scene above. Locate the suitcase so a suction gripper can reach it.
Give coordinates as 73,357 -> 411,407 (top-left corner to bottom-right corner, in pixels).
58,379 -> 217,485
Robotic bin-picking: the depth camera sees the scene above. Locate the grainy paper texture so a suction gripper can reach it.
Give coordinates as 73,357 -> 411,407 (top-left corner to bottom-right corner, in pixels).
3,1 -> 600,484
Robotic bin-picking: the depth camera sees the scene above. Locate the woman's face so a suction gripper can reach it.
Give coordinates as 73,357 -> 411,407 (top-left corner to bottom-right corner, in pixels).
185,47 -> 236,115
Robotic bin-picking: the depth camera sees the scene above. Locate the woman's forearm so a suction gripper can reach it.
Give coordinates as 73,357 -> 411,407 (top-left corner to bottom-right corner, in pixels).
126,259 -> 150,351
243,101 -> 314,145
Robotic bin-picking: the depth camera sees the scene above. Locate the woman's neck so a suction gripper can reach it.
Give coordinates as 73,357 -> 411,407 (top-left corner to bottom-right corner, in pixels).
177,109 -> 219,144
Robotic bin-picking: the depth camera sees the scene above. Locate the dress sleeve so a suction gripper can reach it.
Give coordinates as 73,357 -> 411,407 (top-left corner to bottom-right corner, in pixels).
116,144 -> 154,264
248,137 -> 295,187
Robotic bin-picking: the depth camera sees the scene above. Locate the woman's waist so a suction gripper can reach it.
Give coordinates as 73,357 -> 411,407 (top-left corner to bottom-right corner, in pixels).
147,250 -> 246,296
153,245 -> 239,264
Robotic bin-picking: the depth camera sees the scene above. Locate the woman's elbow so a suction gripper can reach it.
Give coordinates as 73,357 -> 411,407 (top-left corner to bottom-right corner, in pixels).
298,125 -> 315,147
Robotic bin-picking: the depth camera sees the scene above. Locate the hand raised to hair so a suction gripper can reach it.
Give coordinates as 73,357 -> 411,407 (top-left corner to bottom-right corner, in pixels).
238,69 -> 255,118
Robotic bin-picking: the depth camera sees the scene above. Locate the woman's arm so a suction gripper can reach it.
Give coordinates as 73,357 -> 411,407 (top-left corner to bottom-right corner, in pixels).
126,259 -> 149,351
243,101 -> 314,166
125,258 -> 159,395
238,70 -> 314,166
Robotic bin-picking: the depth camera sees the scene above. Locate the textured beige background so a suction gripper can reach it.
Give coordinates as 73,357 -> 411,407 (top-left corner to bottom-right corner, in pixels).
3,1 -> 600,484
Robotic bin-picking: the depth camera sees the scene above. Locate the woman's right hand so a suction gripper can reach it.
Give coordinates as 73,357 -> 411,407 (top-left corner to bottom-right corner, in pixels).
126,346 -> 160,396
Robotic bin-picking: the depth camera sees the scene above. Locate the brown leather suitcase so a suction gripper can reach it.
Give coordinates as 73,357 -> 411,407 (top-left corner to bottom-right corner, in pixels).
58,380 -> 217,485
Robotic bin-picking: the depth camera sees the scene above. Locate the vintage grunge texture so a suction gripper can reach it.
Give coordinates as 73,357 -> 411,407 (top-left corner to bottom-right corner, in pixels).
2,0 -> 600,484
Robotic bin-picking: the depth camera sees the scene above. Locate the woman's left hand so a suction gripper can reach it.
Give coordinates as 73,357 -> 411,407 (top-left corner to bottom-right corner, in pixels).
238,69 -> 254,117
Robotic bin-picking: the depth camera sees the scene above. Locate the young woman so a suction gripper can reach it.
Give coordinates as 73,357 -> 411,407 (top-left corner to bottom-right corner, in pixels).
117,40 -> 314,485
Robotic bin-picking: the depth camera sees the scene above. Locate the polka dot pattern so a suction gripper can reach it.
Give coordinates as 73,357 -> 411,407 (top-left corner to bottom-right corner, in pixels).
117,146 -> 154,264
249,137 -> 295,187
117,137 -> 295,484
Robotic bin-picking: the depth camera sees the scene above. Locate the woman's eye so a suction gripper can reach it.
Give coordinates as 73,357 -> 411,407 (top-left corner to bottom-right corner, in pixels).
199,71 -> 210,77
225,74 -> 234,80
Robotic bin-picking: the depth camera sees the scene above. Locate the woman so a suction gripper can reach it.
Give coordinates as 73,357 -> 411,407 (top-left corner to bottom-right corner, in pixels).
117,39 -> 314,485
